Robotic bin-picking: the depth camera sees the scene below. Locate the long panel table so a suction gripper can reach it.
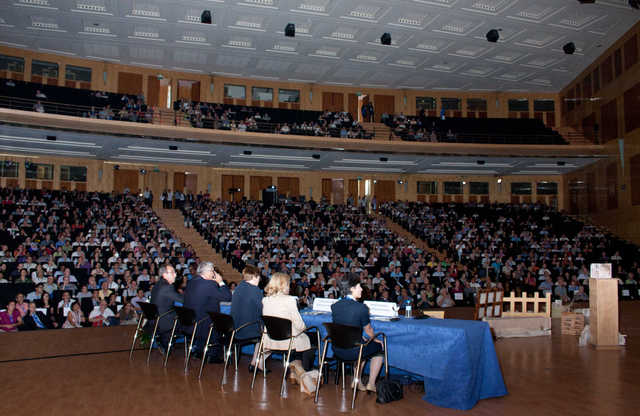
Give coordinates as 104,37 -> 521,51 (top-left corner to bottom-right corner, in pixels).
221,304 -> 507,410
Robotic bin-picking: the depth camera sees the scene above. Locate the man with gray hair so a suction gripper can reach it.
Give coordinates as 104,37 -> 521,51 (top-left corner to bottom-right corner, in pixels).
184,261 -> 231,363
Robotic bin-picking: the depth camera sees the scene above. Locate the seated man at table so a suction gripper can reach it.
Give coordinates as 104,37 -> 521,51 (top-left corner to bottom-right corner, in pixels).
331,275 -> 384,393
231,265 -> 264,372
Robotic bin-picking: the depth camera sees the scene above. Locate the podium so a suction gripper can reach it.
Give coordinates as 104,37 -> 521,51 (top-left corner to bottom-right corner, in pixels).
589,278 -> 620,349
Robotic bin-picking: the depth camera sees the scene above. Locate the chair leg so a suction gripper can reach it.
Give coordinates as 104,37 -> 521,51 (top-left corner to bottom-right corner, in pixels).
383,336 -> 389,379
198,326 -> 214,379
251,336 -> 263,390
281,344 -> 293,397
221,332 -> 235,384
351,348 -> 364,410
185,323 -> 198,374
233,344 -> 239,371
129,315 -> 143,360
164,319 -> 178,368
148,320 -> 160,365
341,362 -> 346,390
314,340 -> 329,403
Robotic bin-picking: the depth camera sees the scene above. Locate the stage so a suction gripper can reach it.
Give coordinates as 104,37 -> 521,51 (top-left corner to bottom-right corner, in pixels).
2,304 -> 639,415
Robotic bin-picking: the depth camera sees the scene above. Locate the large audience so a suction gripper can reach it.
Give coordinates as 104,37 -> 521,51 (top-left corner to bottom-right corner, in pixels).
0,188 -> 198,332
2,187 -> 639,333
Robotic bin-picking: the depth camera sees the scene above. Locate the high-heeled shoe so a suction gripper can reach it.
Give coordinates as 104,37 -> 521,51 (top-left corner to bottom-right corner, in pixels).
289,362 -> 305,385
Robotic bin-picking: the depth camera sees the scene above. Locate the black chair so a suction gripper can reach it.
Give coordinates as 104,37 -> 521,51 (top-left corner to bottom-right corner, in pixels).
129,301 -> 173,364
314,322 -> 388,409
165,306 -> 199,373
251,315 -> 319,397
198,312 -> 260,381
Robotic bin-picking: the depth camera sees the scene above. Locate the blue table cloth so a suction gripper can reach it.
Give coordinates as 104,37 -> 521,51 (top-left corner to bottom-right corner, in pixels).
220,305 -> 507,410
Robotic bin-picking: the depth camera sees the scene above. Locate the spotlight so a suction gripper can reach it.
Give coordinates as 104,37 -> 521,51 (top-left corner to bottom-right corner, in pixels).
379,157 -> 388,162
563,42 -> 576,55
312,154 -> 321,159
497,178 -> 502,184
373,180 -> 378,184
243,150 -> 252,155
285,23 -> 295,37
169,145 -> 178,151
398,180 -> 404,185
630,0 -> 639,9
486,29 -> 499,43
46,135 -> 56,141
381,33 -> 391,46
577,0 -> 596,3
557,161 -> 566,166
201,10 -> 212,24
140,168 -> 147,175
114,165 -> 120,170
477,160 -> 485,165
462,181 -> 467,185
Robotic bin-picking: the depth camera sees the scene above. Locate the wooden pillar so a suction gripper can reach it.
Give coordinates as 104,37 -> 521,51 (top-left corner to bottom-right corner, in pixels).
589,278 -> 621,349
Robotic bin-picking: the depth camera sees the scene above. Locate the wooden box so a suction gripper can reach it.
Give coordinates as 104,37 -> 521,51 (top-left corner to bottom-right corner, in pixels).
561,312 -> 585,335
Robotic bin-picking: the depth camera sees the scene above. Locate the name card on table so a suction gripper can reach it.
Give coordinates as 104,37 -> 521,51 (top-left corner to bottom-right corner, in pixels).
590,263 -> 612,279
364,301 -> 399,318
313,297 -> 338,312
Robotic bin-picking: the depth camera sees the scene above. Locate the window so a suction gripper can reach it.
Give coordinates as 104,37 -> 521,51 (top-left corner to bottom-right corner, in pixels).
511,182 -> 532,195
508,99 -> 529,112
223,84 -> 245,99
441,98 -> 461,111
65,65 -> 92,82
60,166 -> 87,182
469,182 -> 489,195
537,182 -> 558,195
0,54 -> 25,73
279,89 -> 300,103
444,181 -> 463,195
31,60 -> 59,78
251,87 -> 273,102
0,161 -> 19,178
25,162 -> 53,180
467,98 -> 487,111
416,97 -> 436,110
533,100 -> 555,112
417,181 -> 437,194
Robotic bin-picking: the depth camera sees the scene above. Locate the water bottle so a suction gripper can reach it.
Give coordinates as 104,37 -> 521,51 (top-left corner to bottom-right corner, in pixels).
405,299 -> 412,318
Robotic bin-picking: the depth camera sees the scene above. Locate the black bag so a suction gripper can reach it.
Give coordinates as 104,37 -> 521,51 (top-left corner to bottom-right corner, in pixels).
376,380 -> 403,404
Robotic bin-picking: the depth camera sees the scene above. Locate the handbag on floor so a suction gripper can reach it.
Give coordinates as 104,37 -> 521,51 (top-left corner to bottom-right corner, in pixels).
376,379 -> 403,404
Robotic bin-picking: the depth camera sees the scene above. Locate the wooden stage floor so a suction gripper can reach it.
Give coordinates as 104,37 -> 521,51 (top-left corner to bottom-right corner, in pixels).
2,303 -> 640,416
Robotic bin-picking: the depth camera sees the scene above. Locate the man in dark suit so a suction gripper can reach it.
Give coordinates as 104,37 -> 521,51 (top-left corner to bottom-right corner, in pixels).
184,261 -> 231,362
150,265 -> 183,349
22,301 -> 55,330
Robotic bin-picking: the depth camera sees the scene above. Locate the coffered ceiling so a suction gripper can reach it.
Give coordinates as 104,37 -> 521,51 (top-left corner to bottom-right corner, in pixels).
0,0 -> 638,92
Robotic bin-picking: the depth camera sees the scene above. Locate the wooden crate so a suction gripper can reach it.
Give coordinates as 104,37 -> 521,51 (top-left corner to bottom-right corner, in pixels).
561,312 -> 585,335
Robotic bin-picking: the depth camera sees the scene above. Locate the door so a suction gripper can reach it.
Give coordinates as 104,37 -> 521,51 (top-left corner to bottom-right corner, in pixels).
113,169 -> 139,194
373,180 -> 396,203
250,176 -> 272,200
185,173 -> 198,195
277,177 -> 300,198
118,72 -> 143,95
145,171 -> 167,210
322,92 -> 344,112
348,93 -> 358,119
147,75 -> 160,108
222,175 -> 245,202
332,179 -> 344,205
373,95 -> 395,122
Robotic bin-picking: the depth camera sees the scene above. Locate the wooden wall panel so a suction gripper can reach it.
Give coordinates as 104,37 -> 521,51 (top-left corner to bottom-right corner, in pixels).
601,55 -> 613,86
322,178 -> 332,202
373,95 -> 395,123
322,92 -> 343,112
348,179 -> 358,200
624,82 -> 640,133
117,72 -> 143,95
173,172 -> 185,193
606,163 -> 618,210
222,175 -> 244,202
631,155 -> 640,206
374,180 -> 396,203
348,93 -> 358,119
113,169 -> 138,194
277,177 -> 300,198
250,176 -> 272,200
147,76 -> 160,108
185,173 -> 198,194
331,179 -> 344,205
624,34 -> 638,70
601,99 -> 618,142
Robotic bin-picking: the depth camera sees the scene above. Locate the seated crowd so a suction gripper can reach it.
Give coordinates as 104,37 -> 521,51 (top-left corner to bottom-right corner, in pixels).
382,109 -> 567,145
175,99 -> 370,139
381,201 -> 640,302
0,78 -> 152,123
184,197 -> 477,311
0,188 -> 198,332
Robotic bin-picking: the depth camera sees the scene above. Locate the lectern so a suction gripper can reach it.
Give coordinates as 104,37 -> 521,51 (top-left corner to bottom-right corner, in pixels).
589,278 -> 620,349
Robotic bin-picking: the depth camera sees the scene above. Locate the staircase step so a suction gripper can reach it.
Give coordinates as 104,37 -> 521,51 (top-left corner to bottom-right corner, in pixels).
156,208 -> 243,282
